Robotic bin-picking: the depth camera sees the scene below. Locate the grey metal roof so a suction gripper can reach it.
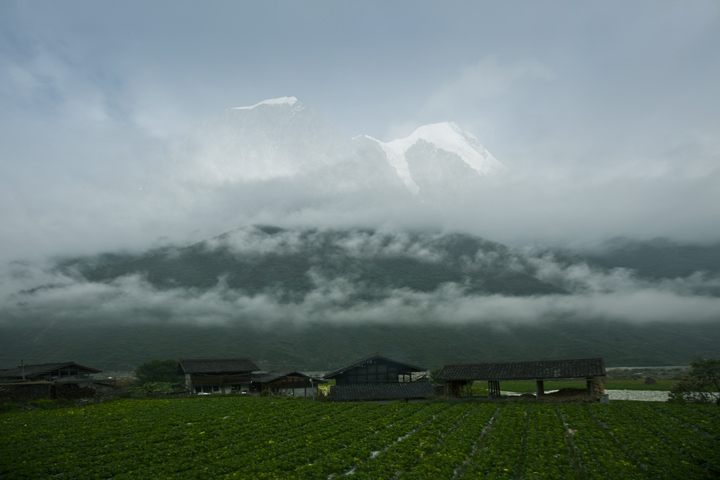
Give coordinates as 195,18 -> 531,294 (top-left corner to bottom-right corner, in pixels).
436,358 -> 606,381
0,362 -> 102,379
324,353 -> 425,379
329,381 -> 435,401
178,358 -> 259,375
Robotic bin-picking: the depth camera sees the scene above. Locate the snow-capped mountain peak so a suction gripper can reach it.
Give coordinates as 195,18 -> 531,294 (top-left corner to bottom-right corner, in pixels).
183,97 -> 505,199
366,122 -> 505,194
392,122 -> 504,176
233,96 -> 299,110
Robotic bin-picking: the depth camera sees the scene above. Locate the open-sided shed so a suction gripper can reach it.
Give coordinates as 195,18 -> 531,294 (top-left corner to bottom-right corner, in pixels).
436,358 -> 606,400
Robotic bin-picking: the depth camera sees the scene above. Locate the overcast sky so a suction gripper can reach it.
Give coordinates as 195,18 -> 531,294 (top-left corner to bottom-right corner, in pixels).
1,1 -> 720,262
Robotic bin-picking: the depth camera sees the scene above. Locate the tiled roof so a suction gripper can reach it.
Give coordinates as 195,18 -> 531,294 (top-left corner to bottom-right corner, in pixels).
178,358 -> 259,375
436,358 -> 606,381
329,381 -> 435,401
324,353 -> 425,379
0,362 -> 102,379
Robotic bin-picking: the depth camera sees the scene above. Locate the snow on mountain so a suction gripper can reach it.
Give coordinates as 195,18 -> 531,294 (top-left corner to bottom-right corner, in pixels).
367,135 -> 420,194
233,96 -> 299,110
366,122 -> 505,194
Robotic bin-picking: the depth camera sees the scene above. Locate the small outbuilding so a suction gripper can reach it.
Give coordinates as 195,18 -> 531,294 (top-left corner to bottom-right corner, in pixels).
324,353 -> 434,401
436,357 -> 606,401
178,358 -> 260,395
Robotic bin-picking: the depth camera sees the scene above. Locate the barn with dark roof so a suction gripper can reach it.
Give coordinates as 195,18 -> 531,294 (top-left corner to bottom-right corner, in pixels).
436,358 -> 606,400
0,362 -> 102,382
0,361 -> 102,401
324,353 -> 434,401
178,358 -> 259,395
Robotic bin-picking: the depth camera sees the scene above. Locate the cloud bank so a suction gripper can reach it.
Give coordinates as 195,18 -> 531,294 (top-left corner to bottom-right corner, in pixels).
3,230 -> 719,329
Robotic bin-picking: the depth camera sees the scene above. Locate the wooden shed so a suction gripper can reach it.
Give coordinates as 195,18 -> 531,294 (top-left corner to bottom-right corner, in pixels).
324,353 -> 434,401
178,358 -> 259,395
436,358 -> 606,401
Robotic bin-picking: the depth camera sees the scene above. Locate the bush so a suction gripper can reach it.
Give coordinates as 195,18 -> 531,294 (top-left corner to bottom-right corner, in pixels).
0,398 -> 21,412
668,357 -> 720,405
129,382 -> 180,398
134,359 -> 182,385
29,398 -> 57,409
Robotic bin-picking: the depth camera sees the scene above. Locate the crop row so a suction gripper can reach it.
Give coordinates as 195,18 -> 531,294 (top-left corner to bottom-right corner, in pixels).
520,404 -> 576,477
348,402 -> 474,479
588,403 -> 709,479
611,402 -> 720,476
402,404 -> 499,479
650,402 -> 720,439
559,404 -> 642,479
457,403 -> 528,479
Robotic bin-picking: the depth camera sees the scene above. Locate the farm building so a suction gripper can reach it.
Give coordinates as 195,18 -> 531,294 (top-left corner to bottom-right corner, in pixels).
251,371 -> 325,397
324,353 -> 435,401
178,358 -> 259,395
0,361 -> 102,400
436,357 -> 606,401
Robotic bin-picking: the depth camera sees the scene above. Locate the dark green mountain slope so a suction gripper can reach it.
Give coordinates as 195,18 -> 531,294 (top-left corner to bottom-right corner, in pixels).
60,227 -> 566,298
2,319 -> 718,371
584,237 -> 720,279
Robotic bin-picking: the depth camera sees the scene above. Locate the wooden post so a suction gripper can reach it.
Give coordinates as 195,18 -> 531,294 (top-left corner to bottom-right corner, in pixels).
536,380 -> 545,397
587,378 -> 595,400
488,380 -> 501,399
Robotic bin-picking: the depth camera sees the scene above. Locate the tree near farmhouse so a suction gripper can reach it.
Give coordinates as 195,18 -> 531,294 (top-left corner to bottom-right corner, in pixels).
134,359 -> 182,385
669,357 -> 720,405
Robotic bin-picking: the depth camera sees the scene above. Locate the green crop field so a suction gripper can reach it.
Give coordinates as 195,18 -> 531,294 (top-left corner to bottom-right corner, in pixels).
2,397 -> 719,479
